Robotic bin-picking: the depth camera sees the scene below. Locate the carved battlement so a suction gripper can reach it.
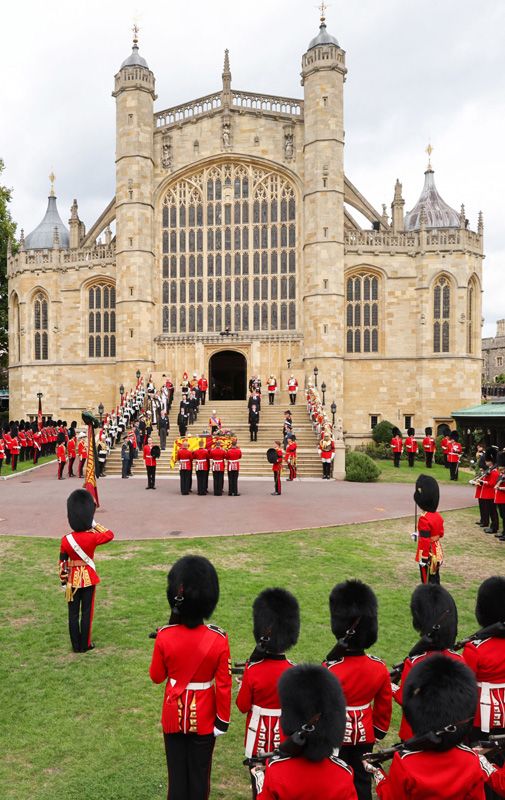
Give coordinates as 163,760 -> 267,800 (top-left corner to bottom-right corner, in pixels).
344,227 -> 483,256
154,89 -> 304,130
8,244 -> 116,276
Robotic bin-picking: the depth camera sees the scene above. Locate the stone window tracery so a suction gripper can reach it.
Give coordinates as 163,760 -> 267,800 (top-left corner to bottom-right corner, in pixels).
88,282 -> 116,358
345,273 -> 380,354
467,278 -> 477,354
33,291 -> 49,361
433,275 -> 450,353
161,163 -> 297,333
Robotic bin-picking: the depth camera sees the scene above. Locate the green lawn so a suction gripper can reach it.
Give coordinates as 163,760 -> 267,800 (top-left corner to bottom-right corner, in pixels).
1,454 -> 56,477
1,506 -> 501,799
377,457 -> 472,484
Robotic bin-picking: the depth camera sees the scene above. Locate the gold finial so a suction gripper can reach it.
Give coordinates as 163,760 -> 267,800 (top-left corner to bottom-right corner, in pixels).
317,1 -> 328,23
425,143 -> 433,170
49,171 -> 55,196
132,23 -> 139,46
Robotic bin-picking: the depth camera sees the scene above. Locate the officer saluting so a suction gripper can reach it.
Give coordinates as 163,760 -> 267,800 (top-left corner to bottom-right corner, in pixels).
149,555 -> 231,800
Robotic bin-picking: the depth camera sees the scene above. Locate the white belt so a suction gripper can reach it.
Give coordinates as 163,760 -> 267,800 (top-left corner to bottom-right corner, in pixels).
245,705 -> 281,758
346,703 -> 371,712
477,682 -> 505,732
169,678 -> 213,691
195,460 -> 208,470
212,462 -> 224,471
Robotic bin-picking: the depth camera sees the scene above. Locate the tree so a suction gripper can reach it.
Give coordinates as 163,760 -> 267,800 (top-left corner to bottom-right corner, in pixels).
0,159 -> 18,389
372,419 -> 394,445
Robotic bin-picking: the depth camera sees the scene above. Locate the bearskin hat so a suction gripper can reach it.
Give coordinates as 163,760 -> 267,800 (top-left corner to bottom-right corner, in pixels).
450,430 -> 459,441
476,576 -> 505,627
392,427 -> 401,437
253,588 -> 300,654
414,474 -> 440,513
425,427 -> 432,436
329,579 -> 378,650
407,427 -> 415,436
166,555 -> 219,627
68,427 -> 75,439
279,664 -> 346,761
410,584 -> 458,651
485,447 -> 497,464
497,452 -> 505,468
56,432 -> 66,445
19,421 -> 25,431
403,655 -> 477,750
67,489 -> 95,532
31,421 -> 38,434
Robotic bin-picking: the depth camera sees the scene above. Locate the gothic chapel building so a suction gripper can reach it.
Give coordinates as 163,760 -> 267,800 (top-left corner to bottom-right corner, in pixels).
8,17 -> 483,441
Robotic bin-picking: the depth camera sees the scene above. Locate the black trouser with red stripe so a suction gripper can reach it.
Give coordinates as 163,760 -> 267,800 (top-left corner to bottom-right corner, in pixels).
407,452 -> 416,467
11,454 -> 18,471
68,457 -> 76,477
33,448 -> 40,464
425,452 -> 434,468
322,460 -> 332,478
180,469 -> 192,495
228,470 -> 239,495
339,742 -> 373,800
163,732 -> 215,800
393,452 -> 401,467
67,585 -> 96,652
58,461 -> 65,479
497,504 -> 505,534
78,458 -> 86,478
273,470 -> 281,494
213,471 -> 224,496
196,470 -> 208,495
483,498 -> 499,532
288,462 -> 296,480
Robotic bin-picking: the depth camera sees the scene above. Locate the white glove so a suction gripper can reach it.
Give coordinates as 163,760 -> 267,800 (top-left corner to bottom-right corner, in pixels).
213,727 -> 226,737
92,519 -> 98,527
391,682 -> 400,693
410,532 -> 418,541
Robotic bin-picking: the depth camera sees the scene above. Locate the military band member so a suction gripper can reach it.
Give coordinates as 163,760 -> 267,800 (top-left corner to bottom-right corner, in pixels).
143,436 -> 157,490
255,664 -> 358,799
249,405 -> 260,442
323,580 -> 392,800
149,555 -> 231,800
58,489 -> 114,652
267,375 -> 277,406
404,428 -> 418,468
237,588 -> 299,798
413,474 -> 444,584
77,432 -> 87,479
176,439 -> 193,496
194,440 -> 210,496
494,453 -> 505,540
318,433 -> 335,479
480,449 -> 500,535
272,441 -> 283,496
285,435 -> 297,480
56,432 -> 67,479
226,437 -> 242,496
210,441 -> 226,496
390,427 -> 403,468
287,375 -> 298,405
447,430 -> 463,481
422,426 -> 436,469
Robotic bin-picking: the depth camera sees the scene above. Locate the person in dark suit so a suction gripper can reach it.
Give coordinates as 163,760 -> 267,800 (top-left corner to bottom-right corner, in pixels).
249,405 -> 260,442
158,410 -> 169,451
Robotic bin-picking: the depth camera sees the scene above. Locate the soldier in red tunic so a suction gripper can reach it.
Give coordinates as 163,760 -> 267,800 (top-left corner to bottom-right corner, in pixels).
494,453 -> 505,540
404,427 -> 418,468
210,442 -> 226,496
267,376 -> 277,406
237,588 -> 299,798
440,431 -> 451,468
198,374 -> 208,406
0,435 -> 4,473
448,430 -> 463,481
56,432 -> 67,479
480,449 -> 500,534
77,433 -> 87,479
149,555 -> 231,800
422,426 -> 436,468
226,437 -> 242,496
413,474 -> 444,584
9,425 -> 20,471
143,436 -> 157,490
193,440 -> 210,496
18,422 -> 27,462
366,655 -> 494,800
391,583 -> 462,742
271,441 -> 283,495
255,664 -> 358,799
390,427 -> 403,468
323,580 -> 392,800
287,375 -> 298,405
67,428 -> 77,477
58,489 -> 114,652
285,435 -> 298,480
176,440 -> 194,496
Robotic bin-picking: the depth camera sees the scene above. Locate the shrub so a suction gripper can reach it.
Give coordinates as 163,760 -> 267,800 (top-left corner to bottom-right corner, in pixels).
372,420 -> 395,445
345,451 -> 381,482
355,442 -> 390,461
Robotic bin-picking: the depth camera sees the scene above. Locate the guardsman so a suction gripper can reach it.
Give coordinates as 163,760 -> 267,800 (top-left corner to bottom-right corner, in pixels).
9,425 -> 20,471
287,375 -> 298,405
447,430 -> 462,481
77,432 -> 87,479
267,375 -> 277,406
18,422 -> 27,462
422,426 -> 436,469
480,448 -> 500,534
25,424 -> 33,461
254,664 -> 358,799
318,432 -> 335,479
176,439 -> 193,496
3,423 -> 11,465
67,429 -> 77,477
390,427 -> 403,468
366,655 -> 492,799
198,374 -> 208,406
0,434 -> 4,474
272,440 -> 283,495
149,555 -> 231,800
413,474 -> 444,584
494,452 -> 505,540
58,489 -> 114,652
210,440 -> 226,496
440,430 -> 451,468
56,432 -> 67,479
404,428 -> 418,468
226,437 -> 242,496
237,588 -> 299,798
391,584 -> 462,742
285,435 -> 298,481
194,439 -> 210,496
323,580 -> 392,800
143,435 -> 157,490
32,421 -> 42,464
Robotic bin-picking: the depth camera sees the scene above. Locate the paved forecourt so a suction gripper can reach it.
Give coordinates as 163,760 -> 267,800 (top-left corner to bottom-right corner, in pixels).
0,461 -> 474,540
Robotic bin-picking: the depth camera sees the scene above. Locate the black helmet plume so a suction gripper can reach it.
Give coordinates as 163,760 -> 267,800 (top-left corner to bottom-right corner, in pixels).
167,555 -> 219,627
253,588 -> 300,654
329,579 -> 378,650
67,489 -> 95,532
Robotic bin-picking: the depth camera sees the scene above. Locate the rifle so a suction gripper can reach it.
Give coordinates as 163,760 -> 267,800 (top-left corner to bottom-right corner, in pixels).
326,616 -> 362,662
232,661 -> 246,676
363,717 -> 474,766
389,609 -> 450,683
453,621 -> 505,651
475,734 -> 505,757
243,713 -> 321,768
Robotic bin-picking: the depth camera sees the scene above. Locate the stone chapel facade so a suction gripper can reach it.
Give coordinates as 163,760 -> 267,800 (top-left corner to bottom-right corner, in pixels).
7,18 -> 484,442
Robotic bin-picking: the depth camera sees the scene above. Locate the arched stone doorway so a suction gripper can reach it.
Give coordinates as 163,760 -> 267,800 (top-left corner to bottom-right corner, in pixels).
209,350 -> 247,400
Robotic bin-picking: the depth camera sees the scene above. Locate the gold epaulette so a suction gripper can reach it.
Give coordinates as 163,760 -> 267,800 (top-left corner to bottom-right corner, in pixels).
92,523 -> 108,533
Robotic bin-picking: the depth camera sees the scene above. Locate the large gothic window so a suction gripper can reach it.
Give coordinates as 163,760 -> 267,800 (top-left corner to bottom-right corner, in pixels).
467,277 -> 478,354
160,163 -> 297,334
433,275 -> 450,353
345,273 -> 380,354
88,282 -> 116,358
33,291 -> 48,360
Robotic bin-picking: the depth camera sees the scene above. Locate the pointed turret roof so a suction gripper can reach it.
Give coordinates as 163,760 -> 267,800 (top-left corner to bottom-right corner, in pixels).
404,168 -> 460,231
308,6 -> 339,50
24,181 -> 69,250
120,25 -> 149,69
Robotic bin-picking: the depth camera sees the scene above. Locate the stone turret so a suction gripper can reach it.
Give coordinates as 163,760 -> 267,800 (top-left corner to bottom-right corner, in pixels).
112,27 -> 156,372
391,179 -> 405,232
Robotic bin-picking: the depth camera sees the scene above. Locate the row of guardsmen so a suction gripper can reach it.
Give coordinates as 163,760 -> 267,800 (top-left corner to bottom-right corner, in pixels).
390,427 -> 463,479
60,489 -> 505,800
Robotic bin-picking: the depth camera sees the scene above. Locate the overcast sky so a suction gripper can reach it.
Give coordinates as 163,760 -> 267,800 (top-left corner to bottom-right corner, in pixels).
2,0 -> 503,336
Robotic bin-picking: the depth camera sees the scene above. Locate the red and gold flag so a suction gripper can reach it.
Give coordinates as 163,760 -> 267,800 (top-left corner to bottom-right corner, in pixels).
37,394 -> 43,431
83,423 -> 100,507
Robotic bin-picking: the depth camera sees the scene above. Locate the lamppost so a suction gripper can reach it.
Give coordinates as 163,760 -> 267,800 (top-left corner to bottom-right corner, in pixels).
98,402 -> 104,423
313,366 -> 319,387
330,401 -> 337,426
136,369 -> 141,381
119,384 -> 125,404
287,358 -> 292,370
321,381 -> 327,405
